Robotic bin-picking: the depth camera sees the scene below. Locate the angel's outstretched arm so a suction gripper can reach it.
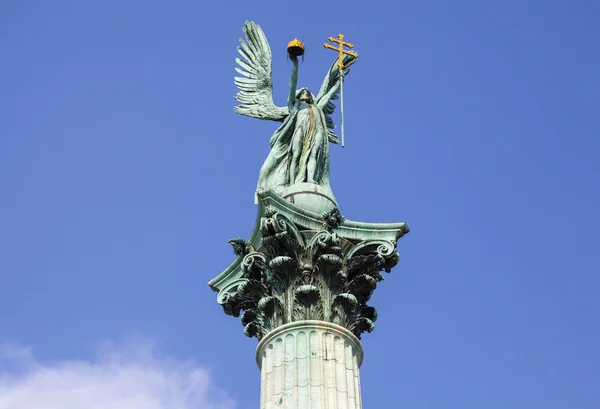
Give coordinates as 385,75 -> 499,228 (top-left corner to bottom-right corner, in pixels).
287,59 -> 299,110
315,54 -> 355,111
317,80 -> 340,110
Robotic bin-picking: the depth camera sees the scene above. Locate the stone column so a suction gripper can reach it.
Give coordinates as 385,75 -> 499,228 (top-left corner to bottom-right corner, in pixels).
256,321 -> 363,409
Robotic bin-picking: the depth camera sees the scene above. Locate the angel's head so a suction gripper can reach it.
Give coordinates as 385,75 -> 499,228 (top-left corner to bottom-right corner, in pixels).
296,88 -> 313,104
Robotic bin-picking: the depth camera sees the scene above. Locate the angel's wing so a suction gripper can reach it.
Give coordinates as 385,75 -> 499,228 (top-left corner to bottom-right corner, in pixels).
234,21 -> 288,122
315,54 -> 357,142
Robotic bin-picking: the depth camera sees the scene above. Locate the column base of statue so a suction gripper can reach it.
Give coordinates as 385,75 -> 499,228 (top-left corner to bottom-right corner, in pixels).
256,320 -> 363,409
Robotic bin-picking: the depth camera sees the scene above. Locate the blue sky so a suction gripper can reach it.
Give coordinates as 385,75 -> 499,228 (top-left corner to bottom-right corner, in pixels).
1,1 -> 599,408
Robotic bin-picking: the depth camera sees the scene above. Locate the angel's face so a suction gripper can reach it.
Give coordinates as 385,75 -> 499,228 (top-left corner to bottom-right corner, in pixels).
298,89 -> 312,103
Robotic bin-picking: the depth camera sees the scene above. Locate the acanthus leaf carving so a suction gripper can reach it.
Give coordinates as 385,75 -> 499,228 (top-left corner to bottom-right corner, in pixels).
219,210 -> 405,341
243,321 -> 263,339
293,284 -> 324,321
228,238 -> 255,257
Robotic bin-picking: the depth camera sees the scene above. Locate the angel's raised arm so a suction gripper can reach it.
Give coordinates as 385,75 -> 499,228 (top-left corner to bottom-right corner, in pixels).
287,59 -> 299,110
315,54 -> 357,110
317,82 -> 340,111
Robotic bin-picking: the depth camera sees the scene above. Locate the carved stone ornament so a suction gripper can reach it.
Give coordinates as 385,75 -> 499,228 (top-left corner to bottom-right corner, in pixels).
209,189 -> 409,341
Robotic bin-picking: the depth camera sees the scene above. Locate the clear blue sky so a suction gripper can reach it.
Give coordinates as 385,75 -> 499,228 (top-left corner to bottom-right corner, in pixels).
1,1 -> 599,408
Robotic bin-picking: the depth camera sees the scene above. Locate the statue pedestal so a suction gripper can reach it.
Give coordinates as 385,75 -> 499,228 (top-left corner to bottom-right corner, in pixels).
280,183 -> 338,214
257,321 -> 363,409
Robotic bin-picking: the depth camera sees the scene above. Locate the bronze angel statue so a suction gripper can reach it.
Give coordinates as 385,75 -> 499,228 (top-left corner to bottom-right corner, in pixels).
234,21 -> 356,202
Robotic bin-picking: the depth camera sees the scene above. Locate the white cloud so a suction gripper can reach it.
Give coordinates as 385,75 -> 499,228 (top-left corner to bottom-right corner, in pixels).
0,338 -> 235,409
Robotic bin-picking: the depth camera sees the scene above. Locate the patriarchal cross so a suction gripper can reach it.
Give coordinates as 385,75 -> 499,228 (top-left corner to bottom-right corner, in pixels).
324,34 -> 358,70
324,34 -> 358,147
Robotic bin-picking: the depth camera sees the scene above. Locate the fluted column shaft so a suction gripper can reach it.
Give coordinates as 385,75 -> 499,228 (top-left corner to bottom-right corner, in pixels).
256,320 -> 363,409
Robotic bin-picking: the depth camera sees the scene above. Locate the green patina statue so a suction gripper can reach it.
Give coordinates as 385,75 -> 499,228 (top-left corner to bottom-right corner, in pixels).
234,21 -> 356,201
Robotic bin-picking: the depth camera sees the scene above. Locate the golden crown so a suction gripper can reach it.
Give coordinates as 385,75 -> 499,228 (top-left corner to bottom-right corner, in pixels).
287,38 -> 305,57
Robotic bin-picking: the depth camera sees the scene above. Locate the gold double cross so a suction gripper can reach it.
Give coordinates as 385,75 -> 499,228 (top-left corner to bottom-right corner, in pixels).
323,34 -> 358,71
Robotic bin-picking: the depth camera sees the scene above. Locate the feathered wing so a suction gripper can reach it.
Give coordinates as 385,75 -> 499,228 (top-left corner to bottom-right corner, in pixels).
315,54 -> 357,143
234,21 -> 288,121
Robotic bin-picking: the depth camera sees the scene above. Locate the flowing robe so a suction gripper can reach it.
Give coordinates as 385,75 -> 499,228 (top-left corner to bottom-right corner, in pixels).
255,97 -> 333,201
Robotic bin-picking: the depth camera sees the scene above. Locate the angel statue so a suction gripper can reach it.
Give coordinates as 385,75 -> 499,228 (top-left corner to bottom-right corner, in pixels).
234,21 -> 356,202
